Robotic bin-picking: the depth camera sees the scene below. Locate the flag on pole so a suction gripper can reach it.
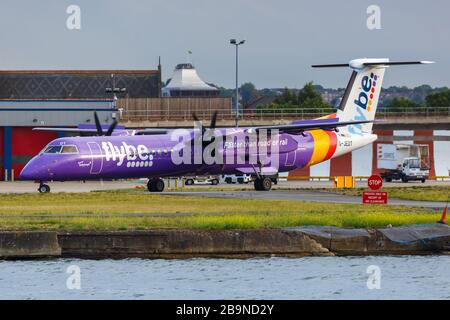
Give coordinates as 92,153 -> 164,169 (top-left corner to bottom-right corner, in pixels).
187,50 -> 193,64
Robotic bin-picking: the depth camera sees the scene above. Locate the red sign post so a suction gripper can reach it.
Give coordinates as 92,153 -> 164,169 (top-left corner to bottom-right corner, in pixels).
363,175 -> 388,204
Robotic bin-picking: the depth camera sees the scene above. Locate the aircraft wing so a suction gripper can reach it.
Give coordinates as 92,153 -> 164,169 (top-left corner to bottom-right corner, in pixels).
134,129 -> 169,135
32,127 -> 168,136
252,119 -> 372,133
33,127 -> 101,133
33,119 -> 370,136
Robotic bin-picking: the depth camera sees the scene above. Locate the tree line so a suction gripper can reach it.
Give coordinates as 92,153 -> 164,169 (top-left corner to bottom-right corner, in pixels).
219,82 -> 450,113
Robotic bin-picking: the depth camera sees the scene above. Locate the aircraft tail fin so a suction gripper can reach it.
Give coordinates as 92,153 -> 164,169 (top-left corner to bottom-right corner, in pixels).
313,58 -> 434,134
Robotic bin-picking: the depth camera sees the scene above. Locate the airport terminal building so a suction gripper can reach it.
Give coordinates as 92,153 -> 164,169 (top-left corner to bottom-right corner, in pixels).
0,68 -> 162,180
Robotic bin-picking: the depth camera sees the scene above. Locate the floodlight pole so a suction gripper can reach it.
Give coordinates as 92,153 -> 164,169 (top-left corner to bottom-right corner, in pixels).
106,74 -> 127,110
230,39 -> 245,127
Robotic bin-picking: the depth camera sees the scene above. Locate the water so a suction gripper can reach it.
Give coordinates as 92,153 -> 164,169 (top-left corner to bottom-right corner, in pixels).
0,256 -> 449,299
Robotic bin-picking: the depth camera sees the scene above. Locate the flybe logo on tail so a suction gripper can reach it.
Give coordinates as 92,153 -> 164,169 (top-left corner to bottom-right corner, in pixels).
354,73 -> 378,112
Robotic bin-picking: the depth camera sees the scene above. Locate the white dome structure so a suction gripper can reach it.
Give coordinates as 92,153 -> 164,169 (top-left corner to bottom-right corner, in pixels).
163,63 -> 218,97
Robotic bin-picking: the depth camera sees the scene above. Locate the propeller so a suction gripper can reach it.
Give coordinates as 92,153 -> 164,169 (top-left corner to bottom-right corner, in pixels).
192,111 -> 218,133
94,111 -> 118,136
191,111 -> 219,163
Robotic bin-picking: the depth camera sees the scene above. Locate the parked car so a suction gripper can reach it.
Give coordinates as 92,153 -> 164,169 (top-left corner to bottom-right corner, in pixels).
222,174 -> 253,184
222,174 -> 278,185
184,176 -> 220,186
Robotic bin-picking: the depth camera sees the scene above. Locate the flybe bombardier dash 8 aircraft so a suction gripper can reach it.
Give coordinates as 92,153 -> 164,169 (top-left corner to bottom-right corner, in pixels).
20,58 -> 432,193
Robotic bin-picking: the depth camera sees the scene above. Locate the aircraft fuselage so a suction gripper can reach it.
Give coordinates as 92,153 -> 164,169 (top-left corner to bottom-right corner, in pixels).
20,127 -> 376,182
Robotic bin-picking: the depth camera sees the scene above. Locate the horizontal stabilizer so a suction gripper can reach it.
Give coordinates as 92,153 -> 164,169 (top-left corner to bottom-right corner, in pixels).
313,59 -> 434,70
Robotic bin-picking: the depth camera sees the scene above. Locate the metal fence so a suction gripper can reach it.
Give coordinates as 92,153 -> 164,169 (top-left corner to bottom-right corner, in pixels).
119,97 -> 233,121
119,97 -> 450,122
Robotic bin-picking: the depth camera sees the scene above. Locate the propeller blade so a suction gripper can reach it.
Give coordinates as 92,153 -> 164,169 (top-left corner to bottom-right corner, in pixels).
105,119 -> 118,136
210,111 -> 218,130
93,112 -> 104,136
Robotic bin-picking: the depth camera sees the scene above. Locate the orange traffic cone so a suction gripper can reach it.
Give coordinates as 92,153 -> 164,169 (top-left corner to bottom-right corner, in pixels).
438,206 -> 447,224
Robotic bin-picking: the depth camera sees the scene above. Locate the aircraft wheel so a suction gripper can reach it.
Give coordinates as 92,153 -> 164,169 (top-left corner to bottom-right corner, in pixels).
254,177 -> 272,191
147,180 -> 154,192
38,184 -> 50,193
254,178 -> 262,191
155,179 -> 165,192
260,177 -> 272,191
147,178 -> 165,192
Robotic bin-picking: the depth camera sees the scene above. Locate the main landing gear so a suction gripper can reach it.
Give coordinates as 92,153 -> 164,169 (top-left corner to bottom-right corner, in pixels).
254,177 -> 272,191
147,178 -> 165,192
38,182 -> 51,193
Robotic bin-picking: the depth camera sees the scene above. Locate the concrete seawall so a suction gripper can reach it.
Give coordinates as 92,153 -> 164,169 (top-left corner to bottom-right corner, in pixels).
0,224 -> 449,259
0,231 -> 61,259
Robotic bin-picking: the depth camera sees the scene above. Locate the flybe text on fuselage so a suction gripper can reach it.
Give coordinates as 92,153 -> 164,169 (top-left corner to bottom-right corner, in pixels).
101,141 -> 153,167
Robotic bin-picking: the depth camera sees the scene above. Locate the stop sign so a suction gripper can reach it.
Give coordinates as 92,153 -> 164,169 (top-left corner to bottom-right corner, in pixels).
368,175 -> 383,191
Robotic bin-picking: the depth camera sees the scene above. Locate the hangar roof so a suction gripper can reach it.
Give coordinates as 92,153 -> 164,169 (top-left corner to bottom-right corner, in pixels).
0,69 -> 161,99
0,70 -> 158,74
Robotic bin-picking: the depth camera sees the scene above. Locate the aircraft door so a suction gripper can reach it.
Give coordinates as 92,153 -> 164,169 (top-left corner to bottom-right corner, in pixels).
87,142 -> 103,174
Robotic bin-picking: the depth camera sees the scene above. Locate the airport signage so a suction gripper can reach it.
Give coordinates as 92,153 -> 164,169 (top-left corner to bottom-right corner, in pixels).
367,175 -> 383,190
362,191 -> 388,204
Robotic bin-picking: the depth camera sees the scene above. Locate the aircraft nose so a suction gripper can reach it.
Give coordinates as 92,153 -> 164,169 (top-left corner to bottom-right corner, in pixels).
19,163 -> 36,180
20,158 -> 47,181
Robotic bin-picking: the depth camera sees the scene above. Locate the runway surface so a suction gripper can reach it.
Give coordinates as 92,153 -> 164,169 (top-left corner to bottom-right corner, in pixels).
1,179 -> 448,193
1,180 -> 448,209
163,190 -> 447,209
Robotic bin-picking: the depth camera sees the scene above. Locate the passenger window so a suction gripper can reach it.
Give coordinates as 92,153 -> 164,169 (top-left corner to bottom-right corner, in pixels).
43,146 -> 62,154
61,145 -> 79,154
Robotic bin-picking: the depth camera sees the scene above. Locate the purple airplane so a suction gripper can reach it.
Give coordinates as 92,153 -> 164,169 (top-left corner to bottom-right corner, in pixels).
20,59 -> 432,193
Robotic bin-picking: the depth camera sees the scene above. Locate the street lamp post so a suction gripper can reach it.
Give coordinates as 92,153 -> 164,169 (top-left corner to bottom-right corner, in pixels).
106,74 -> 127,120
230,39 -> 245,127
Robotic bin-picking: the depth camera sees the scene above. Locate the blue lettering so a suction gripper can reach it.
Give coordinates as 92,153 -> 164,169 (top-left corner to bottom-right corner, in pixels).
354,92 -> 368,110
354,75 -> 373,110
361,76 -> 372,92
349,107 -> 367,136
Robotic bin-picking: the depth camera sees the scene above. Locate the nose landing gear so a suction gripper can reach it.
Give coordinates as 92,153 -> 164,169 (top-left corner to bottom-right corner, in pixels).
38,182 -> 51,193
147,178 -> 165,192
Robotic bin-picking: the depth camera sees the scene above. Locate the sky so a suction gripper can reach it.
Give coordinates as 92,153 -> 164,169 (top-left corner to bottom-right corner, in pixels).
0,0 -> 448,89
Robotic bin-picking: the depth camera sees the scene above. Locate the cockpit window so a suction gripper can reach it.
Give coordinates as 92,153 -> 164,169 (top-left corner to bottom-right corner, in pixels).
61,145 -> 79,154
43,146 -> 62,154
42,145 -> 78,154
